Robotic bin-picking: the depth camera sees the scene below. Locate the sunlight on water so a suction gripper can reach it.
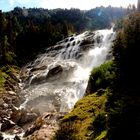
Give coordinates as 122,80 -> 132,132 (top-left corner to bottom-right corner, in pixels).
20,28 -> 115,113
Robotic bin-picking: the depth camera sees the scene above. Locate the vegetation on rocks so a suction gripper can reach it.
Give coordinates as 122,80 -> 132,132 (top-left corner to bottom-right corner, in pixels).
86,60 -> 115,95
0,65 -> 20,94
54,90 -> 108,140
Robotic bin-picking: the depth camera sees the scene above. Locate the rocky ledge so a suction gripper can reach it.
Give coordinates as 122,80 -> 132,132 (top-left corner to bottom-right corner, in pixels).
0,67 -> 65,140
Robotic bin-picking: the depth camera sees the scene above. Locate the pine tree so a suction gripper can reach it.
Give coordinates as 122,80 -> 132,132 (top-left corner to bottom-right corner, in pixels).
107,12 -> 140,140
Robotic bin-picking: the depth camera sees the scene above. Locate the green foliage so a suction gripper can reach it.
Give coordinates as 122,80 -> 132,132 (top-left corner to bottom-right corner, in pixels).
92,113 -> 106,137
86,60 -> 115,95
112,12 -> 140,87
106,12 -> 140,140
0,70 -> 8,88
95,130 -> 107,140
0,65 -> 19,93
54,90 -> 108,140
85,6 -> 127,30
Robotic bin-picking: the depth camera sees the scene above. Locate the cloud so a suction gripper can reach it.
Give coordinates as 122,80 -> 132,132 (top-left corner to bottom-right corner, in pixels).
16,0 -> 29,5
38,0 -> 137,10
9,0 -> 31,6
1,0 -> 138,12
39,0 -> 95,9
9,0 -> 15,6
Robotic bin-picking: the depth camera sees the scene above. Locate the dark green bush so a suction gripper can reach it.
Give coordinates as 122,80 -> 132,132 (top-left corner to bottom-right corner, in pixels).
86,60 -> 115,95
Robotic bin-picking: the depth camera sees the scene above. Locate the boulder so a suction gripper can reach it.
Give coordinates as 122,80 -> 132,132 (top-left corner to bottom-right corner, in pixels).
24,116 -> 44,137
0,133 -> 3,140
0,99 -> 4,107
30,65 -> 47,72
14,135 -> 21,140
19,112 -> 38,124
1,119 -> 15,132
11,109 -> 38,126
47,65 -> 63,79
7,91 -> 17,96
69,37 -> 74,41
24,112 -> 64,139
79,39 -> 93,51
53,45 -> 63,51
29,75 -> 46,85
0,107 -> 8,118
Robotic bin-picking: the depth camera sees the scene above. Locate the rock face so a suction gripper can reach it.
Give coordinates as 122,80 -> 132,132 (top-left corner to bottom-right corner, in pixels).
0,98 -> 39,139
24,112 -> 65,140
47,65 -> 63,77
1,119 -> 15,132
0,71 -> 39,139
10,109 -> 38,126
0,133 -> 3,140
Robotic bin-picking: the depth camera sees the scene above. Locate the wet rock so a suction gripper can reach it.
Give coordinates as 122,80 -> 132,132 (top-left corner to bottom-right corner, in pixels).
30,65 -> 47,72
24,112 -> 64,139
75,52 -> 83,59
11,96 -> 21,107
47,65 -> 63,78
14,135 -> 21,140
7,91 -> 17,96
11,109 -> 38,126
96,35 -> 103,44
20,68 -> 30,81
0,133 -> 3,140
53,45 -> 63,51
11,109 -> 25,123
9,72 -> 20,83
3,103 -> 8,109
80,39 -> 92,46
26,95 -> 60,114
77,40 -> 81,45
69,37 -> 74,41
66,43 -> 70,48
20,112 -> 38,124
79,39 -> 93,51
29,75 -> 46,85
0,107 -> 7,118
3,96 -> 12,105
0,99 -> 4,107
72,41 -> 76,46
1,119 -> 15,132
24,116 -> 44,137
5,80 -> 17,91
30,108 -> 40,116
64,38 -> 69,42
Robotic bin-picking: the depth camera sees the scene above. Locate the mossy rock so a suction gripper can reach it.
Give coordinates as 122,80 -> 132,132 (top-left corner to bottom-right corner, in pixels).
0,65 -> 20,95
54,90 -> 109,140
95,130 -> 107,140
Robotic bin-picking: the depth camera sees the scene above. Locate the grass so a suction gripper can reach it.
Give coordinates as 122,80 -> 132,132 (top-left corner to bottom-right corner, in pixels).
54,89 -> 109,140
0,65 -> 19,96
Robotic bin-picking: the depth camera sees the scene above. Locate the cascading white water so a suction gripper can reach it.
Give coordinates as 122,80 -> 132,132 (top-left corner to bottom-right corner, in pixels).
20,28 -> 115,113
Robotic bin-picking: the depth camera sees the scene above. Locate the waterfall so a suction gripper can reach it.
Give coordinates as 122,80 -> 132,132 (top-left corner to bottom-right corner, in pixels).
20,28 -> 115,114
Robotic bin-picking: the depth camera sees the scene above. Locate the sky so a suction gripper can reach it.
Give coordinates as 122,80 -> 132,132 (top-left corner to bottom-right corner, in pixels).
0,0 -> 137,12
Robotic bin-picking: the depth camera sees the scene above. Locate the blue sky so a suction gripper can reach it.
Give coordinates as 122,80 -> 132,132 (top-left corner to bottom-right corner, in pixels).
0,0 -> 137,12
